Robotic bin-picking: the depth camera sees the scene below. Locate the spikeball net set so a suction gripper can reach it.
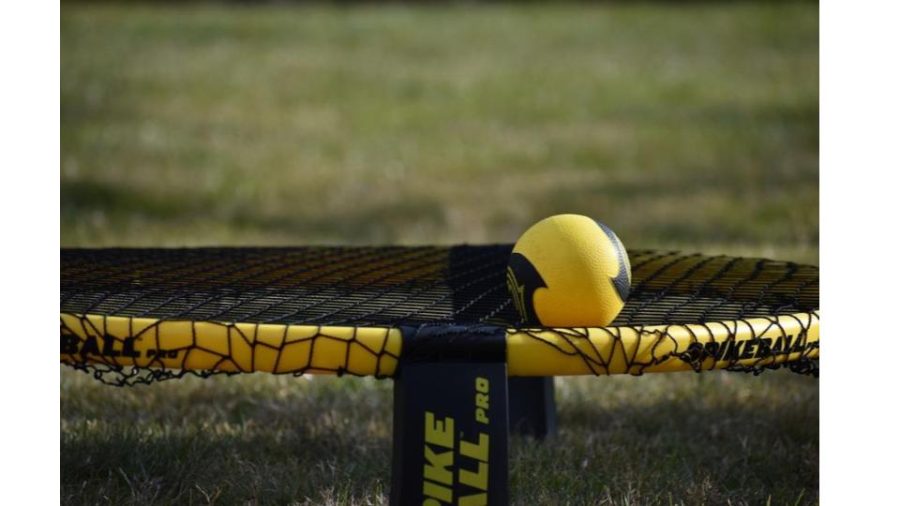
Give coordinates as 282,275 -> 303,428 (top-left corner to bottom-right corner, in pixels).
60,245 -> 819,385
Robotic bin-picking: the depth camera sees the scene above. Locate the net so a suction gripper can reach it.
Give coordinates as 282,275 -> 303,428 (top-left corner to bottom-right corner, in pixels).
60,246 -> 819,385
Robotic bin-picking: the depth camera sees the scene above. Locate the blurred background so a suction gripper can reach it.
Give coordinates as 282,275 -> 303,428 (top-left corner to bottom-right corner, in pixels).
61,1 -> 818,505
61,1 -> 817,262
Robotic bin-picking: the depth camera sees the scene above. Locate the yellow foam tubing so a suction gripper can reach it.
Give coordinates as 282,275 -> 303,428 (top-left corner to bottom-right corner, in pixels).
60,311 -> 818,377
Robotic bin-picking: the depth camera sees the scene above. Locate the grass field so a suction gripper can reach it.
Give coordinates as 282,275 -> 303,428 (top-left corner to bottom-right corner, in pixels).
61,2 -> 818,505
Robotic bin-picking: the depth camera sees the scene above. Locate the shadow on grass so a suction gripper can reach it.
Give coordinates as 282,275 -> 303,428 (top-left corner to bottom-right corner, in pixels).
61,372 -> 817,505
512,374 -> 818,505
62,423 -> 391,504
61,374 -> 394,505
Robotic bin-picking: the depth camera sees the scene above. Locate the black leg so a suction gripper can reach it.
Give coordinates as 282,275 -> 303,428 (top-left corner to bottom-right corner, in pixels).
508,377 -> 557,439
391,362 -> 510,506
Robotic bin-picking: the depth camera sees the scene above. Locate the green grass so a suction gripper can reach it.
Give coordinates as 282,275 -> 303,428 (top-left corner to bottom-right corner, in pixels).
61,370 -> 818,505
61,2 -> 818,504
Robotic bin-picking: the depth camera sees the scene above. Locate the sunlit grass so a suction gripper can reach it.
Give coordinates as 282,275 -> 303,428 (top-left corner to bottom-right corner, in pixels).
61,2 -> 817,261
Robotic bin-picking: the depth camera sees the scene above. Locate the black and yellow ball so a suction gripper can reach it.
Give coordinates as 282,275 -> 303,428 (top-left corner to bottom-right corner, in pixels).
507,214 -> 631,327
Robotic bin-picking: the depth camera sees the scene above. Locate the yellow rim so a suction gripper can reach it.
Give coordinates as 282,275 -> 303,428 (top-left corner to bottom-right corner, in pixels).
61,311 -> 818,377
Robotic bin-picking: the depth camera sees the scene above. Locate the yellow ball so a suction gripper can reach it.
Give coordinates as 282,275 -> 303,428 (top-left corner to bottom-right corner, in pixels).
507,214 -> 631,327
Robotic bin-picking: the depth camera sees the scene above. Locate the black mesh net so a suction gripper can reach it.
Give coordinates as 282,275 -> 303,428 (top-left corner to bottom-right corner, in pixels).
61,246 -> 818,385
